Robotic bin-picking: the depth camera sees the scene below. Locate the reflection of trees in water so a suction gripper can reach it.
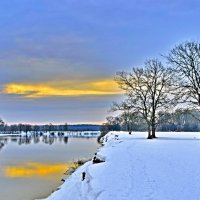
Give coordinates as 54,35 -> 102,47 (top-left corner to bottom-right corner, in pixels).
33,136 -> 40,144
42,136 -> 49,144
42,136 -> 54,144
49,137 -> 54,145
0,142 -> 4,151
25,137 -> 31,144
64,136 -> 68,144
18,137 -> 23,145
0,135 -> 69,146
0,137 -> 8,151
18,136 -> 31,145
0,137 -> 8,144
58,136 -> 63,143
42,135 -> 68,145
11,137 -> 18,142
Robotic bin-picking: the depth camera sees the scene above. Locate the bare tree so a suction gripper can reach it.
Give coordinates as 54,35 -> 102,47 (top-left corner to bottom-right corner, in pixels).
119,111 -> 146,134
64,123 -> 68,131
167,41 -> 200,109
113,59 -> 175,139
113,68 -> 152,138
32,125 -> 40,134
0,119 -> 5,132
18,123 -> 23,133
120,110 -> 133,135
24,124 -> 32,134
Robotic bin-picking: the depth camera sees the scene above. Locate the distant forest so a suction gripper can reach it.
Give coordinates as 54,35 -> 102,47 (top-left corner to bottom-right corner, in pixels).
1,109 -> 200,133
101,109 -> 200,133
0,121 -> 100,132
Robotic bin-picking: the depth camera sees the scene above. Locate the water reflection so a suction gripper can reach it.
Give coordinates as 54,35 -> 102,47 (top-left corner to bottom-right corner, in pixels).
0,142 -> 4,151
0,135 -> 99,200
0,137 -> 8,151
0,135 -> 69,146
4,162 -> 75,178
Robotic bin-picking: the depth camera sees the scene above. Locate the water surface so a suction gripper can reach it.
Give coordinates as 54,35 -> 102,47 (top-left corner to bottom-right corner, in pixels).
0,135 -> 99,200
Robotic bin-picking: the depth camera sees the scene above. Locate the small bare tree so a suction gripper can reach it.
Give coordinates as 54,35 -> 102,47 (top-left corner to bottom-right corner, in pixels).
0,119 -> 5,132
113,59 -> 175,139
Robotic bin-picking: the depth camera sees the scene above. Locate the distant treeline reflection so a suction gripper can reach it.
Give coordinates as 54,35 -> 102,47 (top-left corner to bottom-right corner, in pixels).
0,135 -> 70,150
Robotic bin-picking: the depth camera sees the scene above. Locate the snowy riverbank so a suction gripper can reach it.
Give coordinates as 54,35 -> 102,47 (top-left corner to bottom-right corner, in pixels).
45,131 -> 200,200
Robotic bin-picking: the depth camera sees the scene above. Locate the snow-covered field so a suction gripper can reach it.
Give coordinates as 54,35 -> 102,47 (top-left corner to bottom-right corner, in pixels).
45,131 -> 200,200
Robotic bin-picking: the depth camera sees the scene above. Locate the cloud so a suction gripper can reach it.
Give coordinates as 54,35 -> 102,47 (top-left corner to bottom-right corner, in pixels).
0,34 -> 116,85
3,79 -> 122,98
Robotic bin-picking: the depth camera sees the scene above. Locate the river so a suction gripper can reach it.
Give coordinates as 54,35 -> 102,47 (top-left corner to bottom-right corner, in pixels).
0,134 -> 99,200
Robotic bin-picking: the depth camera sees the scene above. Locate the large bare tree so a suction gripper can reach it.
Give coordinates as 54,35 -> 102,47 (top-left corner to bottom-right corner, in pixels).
113,59 -> 175,139
167,41 -> 200,108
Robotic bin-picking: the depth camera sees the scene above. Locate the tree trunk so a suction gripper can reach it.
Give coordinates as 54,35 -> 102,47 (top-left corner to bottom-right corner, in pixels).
147,126 -> 152,139
152,126 -> 157,138
151,112 -> 157,138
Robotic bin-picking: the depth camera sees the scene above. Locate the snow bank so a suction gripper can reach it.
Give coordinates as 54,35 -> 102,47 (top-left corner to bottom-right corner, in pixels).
44,131 -> 200,200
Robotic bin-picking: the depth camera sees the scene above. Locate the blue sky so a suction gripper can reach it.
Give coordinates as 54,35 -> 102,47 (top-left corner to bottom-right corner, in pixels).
0,0 -> 200,124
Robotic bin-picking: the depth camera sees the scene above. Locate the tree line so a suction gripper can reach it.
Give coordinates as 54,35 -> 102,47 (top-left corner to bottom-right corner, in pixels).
0,122 -> 101,133
0,122 -> 69,133
104,41 -> 200,139
101,109 -> 200,133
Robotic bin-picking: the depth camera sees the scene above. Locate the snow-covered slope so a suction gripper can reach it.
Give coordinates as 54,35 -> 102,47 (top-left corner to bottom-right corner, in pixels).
45,132 -> 200,200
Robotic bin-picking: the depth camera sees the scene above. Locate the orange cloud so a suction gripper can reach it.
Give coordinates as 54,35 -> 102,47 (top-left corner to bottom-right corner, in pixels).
4,162 -> 74,178
3,80 -> 122,98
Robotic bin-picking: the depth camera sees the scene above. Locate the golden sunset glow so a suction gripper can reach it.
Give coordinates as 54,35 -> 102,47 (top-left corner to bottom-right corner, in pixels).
4,162 -> 75,178
3,80 -> 122,98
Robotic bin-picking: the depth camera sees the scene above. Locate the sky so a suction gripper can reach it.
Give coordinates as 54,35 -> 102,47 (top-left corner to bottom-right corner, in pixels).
1,0 -> 200,124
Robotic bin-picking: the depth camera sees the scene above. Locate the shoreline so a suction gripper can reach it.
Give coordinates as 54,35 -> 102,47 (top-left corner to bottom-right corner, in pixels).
38,138 -> 102,200
42,138 -> 104,200
38,158 -> 92,200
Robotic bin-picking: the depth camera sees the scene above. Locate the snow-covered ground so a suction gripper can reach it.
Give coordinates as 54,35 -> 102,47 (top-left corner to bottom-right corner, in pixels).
44,131 -> 200,200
